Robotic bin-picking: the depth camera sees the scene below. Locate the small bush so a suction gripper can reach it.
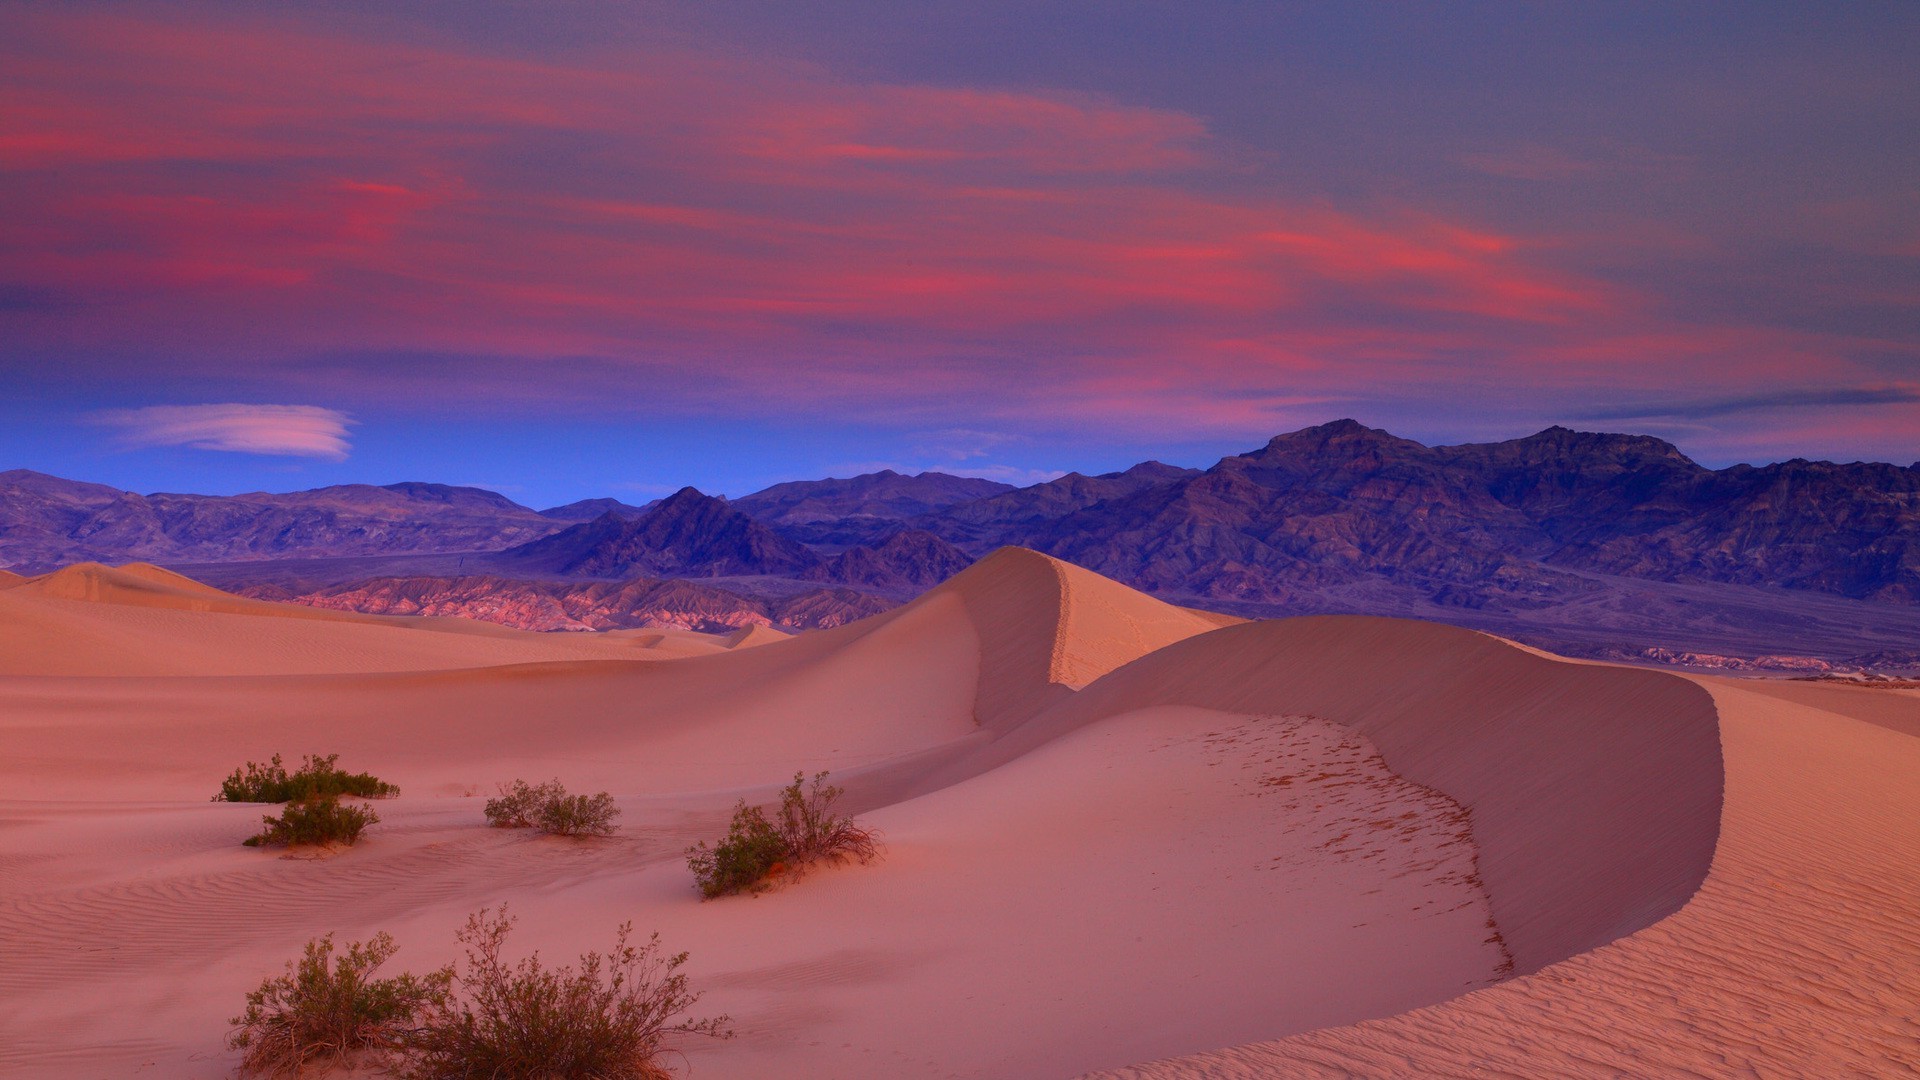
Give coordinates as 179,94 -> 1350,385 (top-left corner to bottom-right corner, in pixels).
483,779 -> 565,829
684,803 -> 787,899
773,771 -> 879,867
245,797 -> 379,848
539,791 -> 622,838
228,932 -> 447,1077
685,771 -> 879,898
485,779 -> 620,837
216,753 -> 399,803
398,907 -> 731,1080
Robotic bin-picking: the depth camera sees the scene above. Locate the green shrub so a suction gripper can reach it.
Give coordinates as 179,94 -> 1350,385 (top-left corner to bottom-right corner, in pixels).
772,771 -> 879,867
685,771 -> 879,899
485,779 -> 620,837
538,791 -> 621,838
684,803 -> 786,899
398,907 -> 731,1080
245,797 -> 379,848
216,753 -> 399,803
483,779 -> 565,829
228,932 -> 447,1077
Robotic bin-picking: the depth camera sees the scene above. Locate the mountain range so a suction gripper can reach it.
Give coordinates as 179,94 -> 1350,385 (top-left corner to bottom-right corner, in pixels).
5,421 -> 1917,664
0,470 -> 558,567
984,421 -> 1920,608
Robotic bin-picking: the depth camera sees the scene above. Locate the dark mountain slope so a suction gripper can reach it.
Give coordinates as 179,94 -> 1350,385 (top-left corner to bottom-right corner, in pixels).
538,497 -> 654,522
502,487 -> 821,578
803,528 -> 976,592
731,469 -> 1015,545
0,472 -> 559,570
992,420 -> 1919,609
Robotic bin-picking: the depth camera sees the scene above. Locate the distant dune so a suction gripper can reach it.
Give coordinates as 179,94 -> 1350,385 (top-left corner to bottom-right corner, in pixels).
0,549 -> 1912,1078
723,622 -> 790,649
0,561 -> 727,677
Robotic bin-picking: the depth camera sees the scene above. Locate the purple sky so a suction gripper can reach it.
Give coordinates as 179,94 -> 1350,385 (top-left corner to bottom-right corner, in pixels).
2,1 -> 1916,506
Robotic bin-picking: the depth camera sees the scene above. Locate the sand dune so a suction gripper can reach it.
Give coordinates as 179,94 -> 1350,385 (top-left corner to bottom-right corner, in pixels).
724,622 -> 791,649
0,561 -> 733,677
1088,675 -> 1920,1078
19,561 -> 258,605
958,616 -> 1726,976
0,548 -> 1219,799
1,549 -> 1911,1078
944,547 -> 1231,729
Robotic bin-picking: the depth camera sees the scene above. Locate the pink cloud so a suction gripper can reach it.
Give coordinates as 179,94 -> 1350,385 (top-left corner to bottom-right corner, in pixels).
89,404 -> 356,460
1,5 -> 1907,460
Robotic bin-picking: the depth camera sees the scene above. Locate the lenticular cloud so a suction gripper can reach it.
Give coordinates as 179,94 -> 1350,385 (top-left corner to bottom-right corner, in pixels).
90,403 -> 355,460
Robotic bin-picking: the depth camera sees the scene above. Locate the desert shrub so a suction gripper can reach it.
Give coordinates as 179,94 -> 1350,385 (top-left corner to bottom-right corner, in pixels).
216,753 -> 399,803
685,771 -> 879,898
228,932 -> 448,1077
398,907 -> 731,1080
245,797 -> 379,848
684,802 -> 786,899
771,771 -> 879,866
484,780 -> 621,837
483,779 -> 565,829
538,791 -> 621,838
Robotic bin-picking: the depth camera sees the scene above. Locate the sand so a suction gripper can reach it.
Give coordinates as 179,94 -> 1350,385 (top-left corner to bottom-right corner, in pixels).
0,548 -> 1912,1077
722,622 -> 791,649
1088,675 -> 1920,1078
0,562 -> 731,676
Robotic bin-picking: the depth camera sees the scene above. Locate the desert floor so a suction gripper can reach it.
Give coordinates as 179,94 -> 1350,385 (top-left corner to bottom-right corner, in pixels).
1,553 -> 1915,1078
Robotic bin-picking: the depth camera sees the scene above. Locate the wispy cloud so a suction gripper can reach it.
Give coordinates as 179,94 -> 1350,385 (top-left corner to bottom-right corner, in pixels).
1571,385 -> 1920,422
942,463 -> 1068,486
911,429 -> 1025,462
89,403 -> 354,459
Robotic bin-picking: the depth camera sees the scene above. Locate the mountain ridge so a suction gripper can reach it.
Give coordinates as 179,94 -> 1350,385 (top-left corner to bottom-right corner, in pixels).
6,423 -> 1918,661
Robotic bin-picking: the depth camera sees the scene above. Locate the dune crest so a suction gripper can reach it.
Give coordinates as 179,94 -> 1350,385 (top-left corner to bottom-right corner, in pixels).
923,547 -> 1226,729
724,623 -> 790,649
1015,616 -> 1724,976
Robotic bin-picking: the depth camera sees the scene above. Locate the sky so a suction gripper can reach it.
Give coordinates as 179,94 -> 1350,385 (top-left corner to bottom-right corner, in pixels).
2,1 -> 1916,507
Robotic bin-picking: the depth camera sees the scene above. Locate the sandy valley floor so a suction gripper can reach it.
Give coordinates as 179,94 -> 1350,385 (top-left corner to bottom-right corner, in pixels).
0,553 -> 1914,1077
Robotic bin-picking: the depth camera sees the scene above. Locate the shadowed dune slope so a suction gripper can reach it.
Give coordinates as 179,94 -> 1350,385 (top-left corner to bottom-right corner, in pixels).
953,616 -> 1725,978
1085,677 -> 1920,1079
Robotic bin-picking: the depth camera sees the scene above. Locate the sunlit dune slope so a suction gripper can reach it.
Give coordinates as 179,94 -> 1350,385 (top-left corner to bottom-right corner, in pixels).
963,616 -> 1725,976
1088,676 -> 1920,1078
